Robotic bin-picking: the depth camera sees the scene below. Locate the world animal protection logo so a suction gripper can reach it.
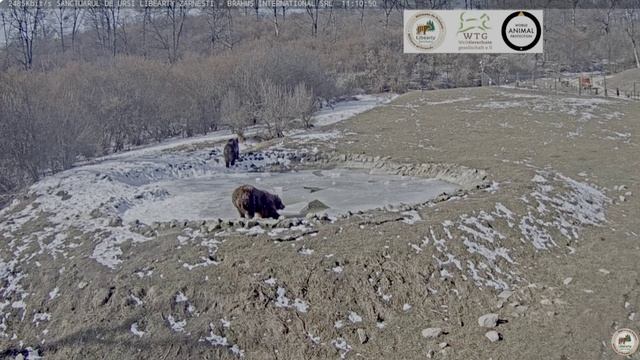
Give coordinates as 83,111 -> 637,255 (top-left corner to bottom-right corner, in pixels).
611,328 -> 639,355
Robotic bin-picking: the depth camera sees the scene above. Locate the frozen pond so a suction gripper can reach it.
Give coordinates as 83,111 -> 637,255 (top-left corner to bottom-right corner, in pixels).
122,169 -> 459,223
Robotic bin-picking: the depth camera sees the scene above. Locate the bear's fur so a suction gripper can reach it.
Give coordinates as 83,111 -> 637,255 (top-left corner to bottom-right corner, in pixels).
223,138 -> 240,168
232,185 -> 285,219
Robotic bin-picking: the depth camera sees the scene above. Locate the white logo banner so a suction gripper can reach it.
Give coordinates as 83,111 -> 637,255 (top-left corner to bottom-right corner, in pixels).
404,10 -> 543,54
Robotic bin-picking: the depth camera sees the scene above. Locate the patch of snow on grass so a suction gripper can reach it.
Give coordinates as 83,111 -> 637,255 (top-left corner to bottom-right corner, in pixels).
274,287 -> 309,313
401,210 -> 422,224
313,94 -> 398,127
331,337 -> 352,359
48,287 -> 59,300
348,311 -> 362,323
130,323 -> 145,337
166,315 -> 186,333
201,323 -> 245,358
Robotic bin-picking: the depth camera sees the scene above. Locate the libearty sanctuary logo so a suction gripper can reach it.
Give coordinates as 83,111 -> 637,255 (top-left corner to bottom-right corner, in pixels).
405,12 -> 446,51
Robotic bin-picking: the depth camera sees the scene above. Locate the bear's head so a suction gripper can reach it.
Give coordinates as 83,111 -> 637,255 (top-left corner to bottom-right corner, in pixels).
273,195 -> 285,210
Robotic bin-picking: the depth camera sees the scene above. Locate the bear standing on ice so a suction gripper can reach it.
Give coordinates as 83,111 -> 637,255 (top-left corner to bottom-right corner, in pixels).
232,185 -> 285,219
223,138 -> 240,168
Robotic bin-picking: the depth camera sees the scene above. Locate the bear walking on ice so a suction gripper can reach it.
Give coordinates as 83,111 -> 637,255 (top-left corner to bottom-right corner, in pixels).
232,185 -> 285,219
223,138 -> 240,168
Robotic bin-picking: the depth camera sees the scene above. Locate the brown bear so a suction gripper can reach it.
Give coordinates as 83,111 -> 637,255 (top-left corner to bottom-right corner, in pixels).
223,138 -> 240,168
232,185 -> 285,219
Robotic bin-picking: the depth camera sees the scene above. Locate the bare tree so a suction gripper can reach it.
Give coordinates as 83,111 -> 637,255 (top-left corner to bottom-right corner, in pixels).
291,83 -> 315,128
272,4 -> 280,37
205,4 -> 232,53
9,0 -> 45,70
625,8 -> 640,68
381,0 -> 399,27
306,0 -> 320,36
221,90 -> 251,137
53,6 -> 67,53
87,0 -> 121,56
571,0 -> 580,27
68,5 -> 83,53
150,0 -> 189,63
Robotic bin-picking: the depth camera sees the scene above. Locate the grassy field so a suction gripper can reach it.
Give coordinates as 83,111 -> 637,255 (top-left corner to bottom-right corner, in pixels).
0,86 -> 639,359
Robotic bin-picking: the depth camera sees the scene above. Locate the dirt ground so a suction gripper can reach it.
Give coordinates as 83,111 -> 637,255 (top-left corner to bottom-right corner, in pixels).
1,86 -> 639,360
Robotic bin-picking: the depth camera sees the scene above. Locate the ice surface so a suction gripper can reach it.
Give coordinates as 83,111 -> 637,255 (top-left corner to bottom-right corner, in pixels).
122,169 -> 458,223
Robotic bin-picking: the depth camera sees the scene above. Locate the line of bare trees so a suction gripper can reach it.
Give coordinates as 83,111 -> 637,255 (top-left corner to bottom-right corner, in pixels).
0,45 -> 337,199
2,3 -> 640,203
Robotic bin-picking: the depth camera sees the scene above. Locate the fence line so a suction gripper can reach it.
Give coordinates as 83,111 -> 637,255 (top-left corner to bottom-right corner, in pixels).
512,72 -> 640,100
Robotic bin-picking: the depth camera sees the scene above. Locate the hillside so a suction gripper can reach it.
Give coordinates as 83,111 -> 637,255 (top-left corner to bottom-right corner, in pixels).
0,86 -> 639,359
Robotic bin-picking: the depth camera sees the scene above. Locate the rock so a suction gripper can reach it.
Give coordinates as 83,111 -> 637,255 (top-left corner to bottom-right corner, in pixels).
426,349 -> 435,359
478,313 -> 499,328
301,199 -> 329,215
630,313 -> 636,321
598,268 -> 610,275
78,281 -> 88,289
438,342 -> 448,349
497,290 -> 513,300
485,330 -> 500,342
540,298 -> 552,306
553,298 -> 568,305
421,327 -> 442,339
563,277 -> 573,286
625,191 -> 632,196
513,305 -> 529,314
108,216 -> 123,227
619,195 -> 626,202
357,328 -> 368,344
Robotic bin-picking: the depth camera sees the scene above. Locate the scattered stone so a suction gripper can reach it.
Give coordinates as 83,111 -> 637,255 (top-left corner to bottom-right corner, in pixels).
421,327 -> 442,339
108,216 -> 123,227
540,299 -> 552,306
553,298 -> 568,305
619,195 -> 626,202
629,313 -> 636,321
301,199 -> 329,215
426,349 -> 435,359
598,268 -> 610,275
478,313 -> 499,328
357,328 -> 368,344
485,330 -> 500,342
497,290 -> 513,300
78,281 -> 88,289
563,277 -> 573,286
438,342 -> 448,349
513,305 -> 528,314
